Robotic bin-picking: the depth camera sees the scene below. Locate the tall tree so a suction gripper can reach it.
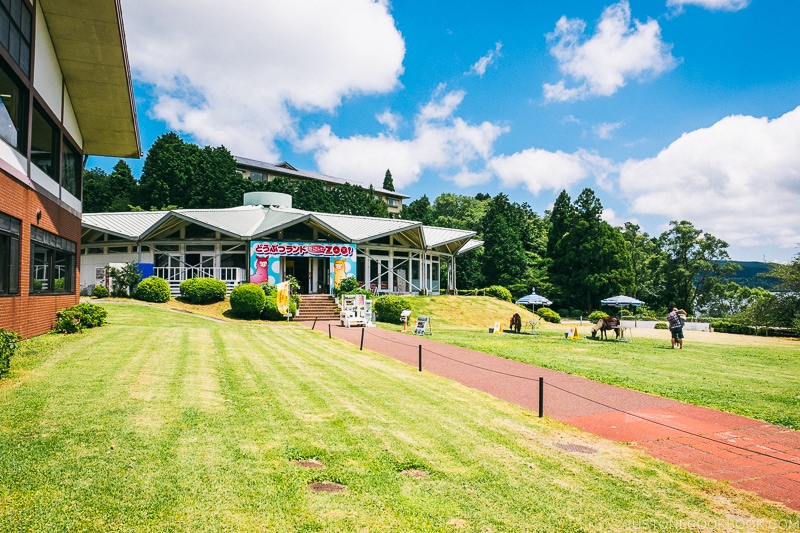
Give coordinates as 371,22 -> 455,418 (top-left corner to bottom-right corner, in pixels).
292,179 -> 337,212
621,222 -> 663,303
137,132 -> 197,209
656,220 -> 739,314
332,183 -> 374,216
481,193 -> 526,287
402,194 -> 434,225
431,193 -> 488,232
82,161 -> 138,212
382,169 -> 395,191
547,189 -> 632,311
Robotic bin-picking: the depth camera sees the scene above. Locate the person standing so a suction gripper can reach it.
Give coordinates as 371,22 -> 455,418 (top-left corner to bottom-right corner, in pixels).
667,307 -> 684,349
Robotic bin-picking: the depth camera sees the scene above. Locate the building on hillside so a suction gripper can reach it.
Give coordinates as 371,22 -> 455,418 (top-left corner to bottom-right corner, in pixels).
81,192 -> 482,297
0,0 -> 140,338
235,157 -> 408,216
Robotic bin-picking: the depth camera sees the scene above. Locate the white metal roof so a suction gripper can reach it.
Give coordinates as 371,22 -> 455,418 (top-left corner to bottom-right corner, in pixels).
81,205 -> 480,255
82,211 -> 167,240
422,226 -> 476,253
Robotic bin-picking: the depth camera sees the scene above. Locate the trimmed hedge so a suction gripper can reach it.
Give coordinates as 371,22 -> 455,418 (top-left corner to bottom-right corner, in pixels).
92,285 -> 110,298
54,303 -> 108,334
180,277 -> 227,304
588,310 -> 608,322
133,276 -> 171,303
484,285 -> 512,302
654,322 -> 668,330
230,283 -> 267,319
537,307 -> 561,324
374,295 -> 412,324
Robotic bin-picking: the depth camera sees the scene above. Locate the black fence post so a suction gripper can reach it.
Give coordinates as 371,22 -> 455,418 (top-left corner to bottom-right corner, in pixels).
418,345 -> 422,372
360,328 -> 365,351
538,377 -> 544,418
312,317 -> 318,331
328,324 -> 331,339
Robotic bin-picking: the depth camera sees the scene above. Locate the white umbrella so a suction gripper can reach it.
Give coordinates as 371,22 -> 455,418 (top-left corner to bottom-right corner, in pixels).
600,295 -> 643,307
515,288 -> 552,310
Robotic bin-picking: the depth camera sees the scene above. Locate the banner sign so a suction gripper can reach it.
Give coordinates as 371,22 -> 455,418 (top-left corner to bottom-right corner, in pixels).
252,242 -> 355,258
276,281 -> 290,315
250,241 -> 357,289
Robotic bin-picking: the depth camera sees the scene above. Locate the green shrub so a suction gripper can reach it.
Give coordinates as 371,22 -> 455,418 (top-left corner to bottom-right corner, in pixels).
133,276 -> 171,303
334,276 -> 360,298
54,277 -> 65,291
0,328 -> 22,377
180,277 -> 227,304
710,321 -> 755,335
588,310 -> 609,322
537,307 -> 561,324
557,308 -> 570,318
109,262 -> 143,297
92,285 -> 110,298
54,303 -> 108,334
654,322 -> 669,330
374,295 -> 412,324
230,283 -> 267,319
484,285 -> 512,302
261,294 -> 298,321
570,309 -> 583,318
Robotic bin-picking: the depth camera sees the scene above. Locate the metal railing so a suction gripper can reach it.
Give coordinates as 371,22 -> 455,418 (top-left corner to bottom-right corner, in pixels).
152,267 -> 246,295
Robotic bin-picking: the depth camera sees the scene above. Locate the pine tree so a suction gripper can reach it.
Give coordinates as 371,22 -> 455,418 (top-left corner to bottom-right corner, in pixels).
382,169 -> 395,191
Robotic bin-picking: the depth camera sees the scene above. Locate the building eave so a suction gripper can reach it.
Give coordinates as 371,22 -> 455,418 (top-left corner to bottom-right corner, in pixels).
40,0 -> 141,158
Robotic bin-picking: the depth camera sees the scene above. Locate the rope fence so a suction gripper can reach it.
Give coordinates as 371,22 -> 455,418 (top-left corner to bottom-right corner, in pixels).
309,320 -> 800,468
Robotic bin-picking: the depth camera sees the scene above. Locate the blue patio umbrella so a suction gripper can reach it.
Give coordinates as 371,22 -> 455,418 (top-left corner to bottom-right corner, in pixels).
600,295 -> 644,307
515,288 -> 552,309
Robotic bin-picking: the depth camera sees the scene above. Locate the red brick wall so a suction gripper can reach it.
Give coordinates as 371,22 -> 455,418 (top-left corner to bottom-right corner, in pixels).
0,171 -> 80,338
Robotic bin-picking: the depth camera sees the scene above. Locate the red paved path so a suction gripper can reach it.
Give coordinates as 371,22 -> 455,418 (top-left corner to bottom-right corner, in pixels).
302,321 -> 800,511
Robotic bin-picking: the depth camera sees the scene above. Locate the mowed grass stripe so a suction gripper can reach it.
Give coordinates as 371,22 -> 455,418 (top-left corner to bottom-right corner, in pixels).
0,303 -> 796,532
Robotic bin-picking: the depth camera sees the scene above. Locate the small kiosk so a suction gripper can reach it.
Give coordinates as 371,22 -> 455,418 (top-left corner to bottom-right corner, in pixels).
339,294 -> 373,328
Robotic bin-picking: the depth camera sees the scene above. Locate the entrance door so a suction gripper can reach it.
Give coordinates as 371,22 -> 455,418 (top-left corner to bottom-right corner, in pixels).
185,252 -> 215,278
286,257 -> 311,294
369,257 -> 390,293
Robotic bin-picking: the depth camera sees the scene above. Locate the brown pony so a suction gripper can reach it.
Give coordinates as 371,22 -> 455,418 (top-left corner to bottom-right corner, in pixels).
509,313 -> 522,334
591,316 -> 621,340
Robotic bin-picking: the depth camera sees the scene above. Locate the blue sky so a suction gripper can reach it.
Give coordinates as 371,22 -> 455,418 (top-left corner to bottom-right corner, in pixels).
88,0 -> 800,262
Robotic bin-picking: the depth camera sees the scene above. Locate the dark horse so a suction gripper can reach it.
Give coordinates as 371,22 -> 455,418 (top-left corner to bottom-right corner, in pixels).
509,313 -> 522,333
591,316 -> 621,340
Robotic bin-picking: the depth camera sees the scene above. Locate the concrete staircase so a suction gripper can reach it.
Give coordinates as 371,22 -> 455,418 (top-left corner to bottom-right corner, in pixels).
297,294 -> 340,321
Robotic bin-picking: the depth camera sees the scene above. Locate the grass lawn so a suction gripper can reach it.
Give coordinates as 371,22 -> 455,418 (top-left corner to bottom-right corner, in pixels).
1,302 -> 797,531
399,296 -> 800,431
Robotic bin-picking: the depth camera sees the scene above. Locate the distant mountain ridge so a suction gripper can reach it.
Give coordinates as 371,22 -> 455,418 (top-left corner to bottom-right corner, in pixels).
723,261 -> 781,290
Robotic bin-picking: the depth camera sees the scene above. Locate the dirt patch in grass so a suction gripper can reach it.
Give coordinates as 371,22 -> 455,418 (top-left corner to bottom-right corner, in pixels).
308,481 -> 346,493
292,459 -> 325,469
400,469 -> 429,478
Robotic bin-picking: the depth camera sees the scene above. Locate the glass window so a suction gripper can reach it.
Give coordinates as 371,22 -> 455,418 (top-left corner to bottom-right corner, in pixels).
30,226 -> 75,294
0,61 -> 25,150
31,104 -> 58,179
62,138 -> 81,197
0,211 -> 20,294
0,0 -> 31,76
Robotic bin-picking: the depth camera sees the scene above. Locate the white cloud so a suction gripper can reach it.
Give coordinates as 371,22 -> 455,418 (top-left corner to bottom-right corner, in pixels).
298,89 -> 508,189
667,0 -> 750,12
487,148 -> 616,195
619,106 -> 800,249
543,1 -> 677,102
376,110 -> 403,134
124,0 -> 405,160
468,42 -> 503,78
593,121 -> 624,139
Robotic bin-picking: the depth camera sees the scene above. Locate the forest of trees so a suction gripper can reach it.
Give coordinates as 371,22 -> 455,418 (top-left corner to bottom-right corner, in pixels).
84,132 -> 799,329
